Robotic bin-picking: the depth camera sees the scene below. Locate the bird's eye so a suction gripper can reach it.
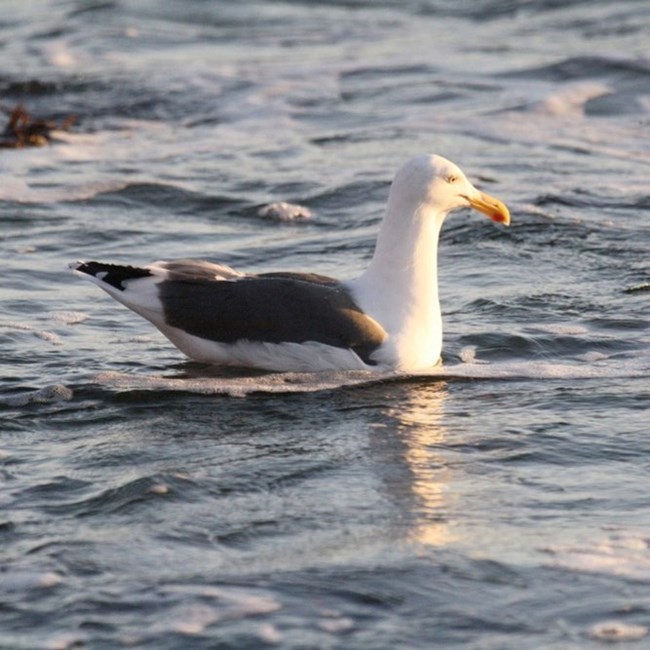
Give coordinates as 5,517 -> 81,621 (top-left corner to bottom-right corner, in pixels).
445,174 -> 458,184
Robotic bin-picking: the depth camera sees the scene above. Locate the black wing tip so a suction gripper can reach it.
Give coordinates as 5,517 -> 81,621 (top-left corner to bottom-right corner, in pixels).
71,260 -> 153,290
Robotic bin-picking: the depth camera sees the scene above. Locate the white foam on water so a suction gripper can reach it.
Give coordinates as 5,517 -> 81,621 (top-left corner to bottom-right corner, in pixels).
0,385 -> 74,407
590,621 -> 648,642
89,355 -> 648,396
45,632 -> 88,650
160,584 -> 281,618
318,615 -> 355,634
257,201 -> 312,222
459,346 -> 485,364
257,623 -> 282,644
531,82 -> 612,118
469,81 -> 650,164
47,311 -> 89,325
154,604 -> 219,635
42,41 -> 77,68
2,311 -> 88,347
3,322 -> 65,345
3,321 -> 33,331
34,330 -> 63,346
92,369 -> 396,397
578,351 -> 610,363
118,335 -> 153,344
530,322 -> 590,336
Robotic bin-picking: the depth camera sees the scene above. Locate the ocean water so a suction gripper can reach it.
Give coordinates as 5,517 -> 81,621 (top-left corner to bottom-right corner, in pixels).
1,0 -> 649,648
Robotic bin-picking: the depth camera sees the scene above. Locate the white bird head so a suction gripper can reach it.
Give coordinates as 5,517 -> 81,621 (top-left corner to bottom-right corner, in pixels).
388,154 -> 510,225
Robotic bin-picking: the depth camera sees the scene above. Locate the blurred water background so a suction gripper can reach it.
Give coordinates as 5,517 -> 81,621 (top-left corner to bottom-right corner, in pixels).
1,1 -> 649,648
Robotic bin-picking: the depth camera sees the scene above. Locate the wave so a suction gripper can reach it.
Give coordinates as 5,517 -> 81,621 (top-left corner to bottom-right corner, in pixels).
0,179 -> 131,204
85,354 -> 649,397
501,55 -> 650,83
0,384 -> 74,407
2,350 -> 645,405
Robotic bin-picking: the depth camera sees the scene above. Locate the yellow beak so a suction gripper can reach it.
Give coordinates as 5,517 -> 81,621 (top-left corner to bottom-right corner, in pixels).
466,191 -> 510,226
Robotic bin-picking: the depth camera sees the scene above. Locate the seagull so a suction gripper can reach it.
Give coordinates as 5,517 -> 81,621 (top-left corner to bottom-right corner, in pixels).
71,154 -> 510,372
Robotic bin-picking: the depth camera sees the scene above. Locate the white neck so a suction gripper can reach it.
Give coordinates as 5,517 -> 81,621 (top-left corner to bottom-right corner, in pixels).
350,199 -> 446,370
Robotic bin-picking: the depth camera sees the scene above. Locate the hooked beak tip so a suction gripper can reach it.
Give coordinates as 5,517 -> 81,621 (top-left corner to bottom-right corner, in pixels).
466,191 -> 510,226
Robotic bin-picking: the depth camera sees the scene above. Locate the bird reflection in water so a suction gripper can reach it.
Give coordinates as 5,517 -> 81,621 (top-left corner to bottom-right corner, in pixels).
387,381 -> 456,548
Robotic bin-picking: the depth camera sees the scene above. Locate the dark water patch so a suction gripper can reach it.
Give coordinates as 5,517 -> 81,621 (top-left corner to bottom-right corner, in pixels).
199,521 -> 286,552
588,316 -> 649,333
454,422 -> 646,468
267,179 -> 322,199
0,203 -> 62,225
583,22 -> 646,41
624,282 -> 650,294
415,0 -> 607,20
456,330 -> 634,362
0,74 -> 119,125
509,293 -> 605,320
340,63 -> 435,82
66,0 -> 120,18
479,213 -> 638,258
0,521 -> 18,540
339,64 -> 447,105
630,196 -> 650,210
262,560 -> 539,647
339,70 -> 493,110
54,222 -> 163,252
1,67 -> 249,129
500,56 -> 650,82
410,89 -> 466,105
0,77 -> 61,97
0,74 -> 99,101
14,476 -> 92,504
310,126 -> 406,147
534,192 -> 650,216
38,474 -> 187,518
461,291 -> 612,323
306,179 -> 389,215
453,297 -> 529,319
92,182 -> 247,217
232,232 -> 377,273
441,216 -> 517,245
534,193 -> 601,209
293,103 -> 384,134
442,432 -> 531,461
584,91 -> 646,116
128,0 -> 301,33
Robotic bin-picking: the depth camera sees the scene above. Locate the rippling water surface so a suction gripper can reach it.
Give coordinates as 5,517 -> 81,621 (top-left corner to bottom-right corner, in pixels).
1,1 -> 649,648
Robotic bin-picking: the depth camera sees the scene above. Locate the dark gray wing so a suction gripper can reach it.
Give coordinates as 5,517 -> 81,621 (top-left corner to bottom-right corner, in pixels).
158,272 -> 386,366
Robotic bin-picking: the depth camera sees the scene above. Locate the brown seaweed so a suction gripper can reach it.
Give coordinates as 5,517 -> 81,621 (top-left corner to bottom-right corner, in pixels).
0,104 -> 75,149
